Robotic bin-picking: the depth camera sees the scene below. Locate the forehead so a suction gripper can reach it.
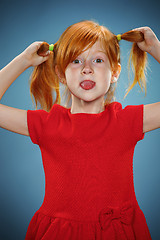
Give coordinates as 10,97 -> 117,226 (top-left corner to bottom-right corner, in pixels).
82,40 -> 106,54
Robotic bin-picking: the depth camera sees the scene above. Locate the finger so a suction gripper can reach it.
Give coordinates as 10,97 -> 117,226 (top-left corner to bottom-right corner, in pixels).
132,27 -> 144,33
36,42 -> 44,51
40,55 -> 50,63
132,26 -> 150,33
30,41 -> 44,53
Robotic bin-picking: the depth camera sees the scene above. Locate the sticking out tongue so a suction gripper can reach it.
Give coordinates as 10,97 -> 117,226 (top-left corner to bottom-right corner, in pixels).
80,81 -> 95,90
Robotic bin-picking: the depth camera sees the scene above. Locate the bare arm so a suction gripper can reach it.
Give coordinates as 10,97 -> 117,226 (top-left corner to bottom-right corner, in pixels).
0,104 -> 29,136
0,54 -> 29,100
0,42 -> 49,136
143,102 -> 160,133
135,27 -> 160,133
135,26 -> 160,63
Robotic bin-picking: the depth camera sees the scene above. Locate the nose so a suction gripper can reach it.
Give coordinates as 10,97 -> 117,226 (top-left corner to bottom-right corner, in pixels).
81,61 -> 93,75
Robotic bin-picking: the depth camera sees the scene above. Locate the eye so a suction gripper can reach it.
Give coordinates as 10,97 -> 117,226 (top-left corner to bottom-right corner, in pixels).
94,58 -> 103,63
73,59 -> 81,64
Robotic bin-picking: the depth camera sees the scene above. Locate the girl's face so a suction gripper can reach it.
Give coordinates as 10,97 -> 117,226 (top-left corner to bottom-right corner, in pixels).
63,40 -> 118,104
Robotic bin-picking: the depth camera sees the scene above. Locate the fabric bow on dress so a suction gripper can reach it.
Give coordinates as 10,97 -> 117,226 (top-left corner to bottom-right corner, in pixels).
99,202 -> 135,240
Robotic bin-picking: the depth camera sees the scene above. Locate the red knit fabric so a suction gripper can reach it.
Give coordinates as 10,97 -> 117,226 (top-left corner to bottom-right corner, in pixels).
25,102 -> 152,240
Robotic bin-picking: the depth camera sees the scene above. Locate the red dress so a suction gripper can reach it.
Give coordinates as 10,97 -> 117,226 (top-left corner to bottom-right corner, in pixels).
25,102 -> 152,240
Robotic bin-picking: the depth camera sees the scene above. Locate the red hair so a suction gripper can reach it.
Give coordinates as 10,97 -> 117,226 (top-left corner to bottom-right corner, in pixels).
29,20 -> 147,111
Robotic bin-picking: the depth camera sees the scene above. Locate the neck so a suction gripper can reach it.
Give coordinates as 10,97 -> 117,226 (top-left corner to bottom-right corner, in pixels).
70,97 -> 105,114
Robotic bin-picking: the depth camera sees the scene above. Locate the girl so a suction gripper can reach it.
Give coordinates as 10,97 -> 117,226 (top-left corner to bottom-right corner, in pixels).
0,20 -> 160,240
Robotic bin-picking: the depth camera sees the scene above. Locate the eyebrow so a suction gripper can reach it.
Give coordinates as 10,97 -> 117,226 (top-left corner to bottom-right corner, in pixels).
92,50 -> 107,55
77,50 -> 107,59
96,50 -> 106,53
80,50 -> 107,56
93,51 -> 107,57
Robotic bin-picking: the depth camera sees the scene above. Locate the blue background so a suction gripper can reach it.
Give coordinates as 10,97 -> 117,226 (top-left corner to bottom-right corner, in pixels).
0,0 -> 160,239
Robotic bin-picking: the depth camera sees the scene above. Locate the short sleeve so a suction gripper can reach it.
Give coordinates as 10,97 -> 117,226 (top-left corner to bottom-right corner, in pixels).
27,109 -> 48,145
116,103 -> 145,144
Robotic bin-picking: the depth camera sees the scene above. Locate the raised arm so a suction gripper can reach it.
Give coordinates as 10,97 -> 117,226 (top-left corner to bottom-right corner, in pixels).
135,26 -> 160,63
134,27 -> 160,133
0,42 -> 49,136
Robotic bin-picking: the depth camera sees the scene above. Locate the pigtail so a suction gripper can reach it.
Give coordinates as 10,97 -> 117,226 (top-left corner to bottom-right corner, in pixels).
120,30 -> 147,98
29,42 -> 60,112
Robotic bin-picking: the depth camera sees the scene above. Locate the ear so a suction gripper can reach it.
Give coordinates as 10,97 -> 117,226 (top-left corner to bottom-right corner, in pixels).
55,65 -> 66,84
111,64 -> 121,83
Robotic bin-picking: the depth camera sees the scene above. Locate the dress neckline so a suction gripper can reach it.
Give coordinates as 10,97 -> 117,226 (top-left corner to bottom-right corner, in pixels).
68,104 -> 109,117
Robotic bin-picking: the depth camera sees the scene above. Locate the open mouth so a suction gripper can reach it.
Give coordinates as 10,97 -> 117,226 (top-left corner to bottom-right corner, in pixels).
80,80 -> 96,90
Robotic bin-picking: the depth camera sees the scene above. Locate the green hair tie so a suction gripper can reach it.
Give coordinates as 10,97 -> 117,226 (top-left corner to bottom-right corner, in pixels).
117,34 -> 121,41
49,44 -> 54,51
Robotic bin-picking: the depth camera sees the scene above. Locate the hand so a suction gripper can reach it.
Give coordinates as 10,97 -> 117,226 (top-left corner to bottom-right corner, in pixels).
133,27 -> 160,61
22,41 -> 50,67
